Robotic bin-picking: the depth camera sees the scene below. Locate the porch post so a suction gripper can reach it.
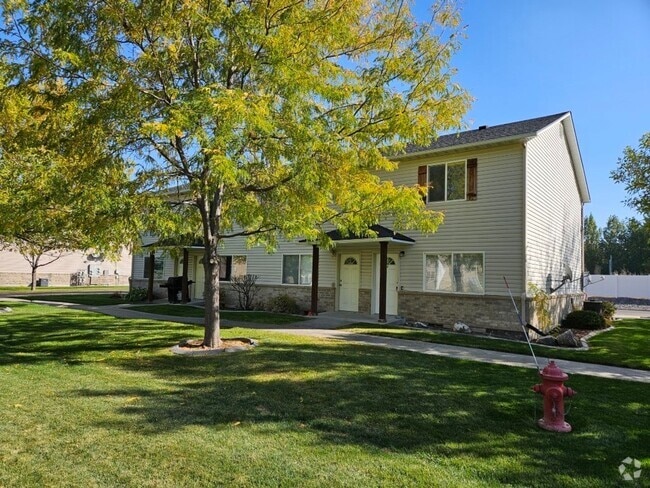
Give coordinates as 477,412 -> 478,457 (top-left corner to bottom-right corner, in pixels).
147,251 -> 155,303
310,245 -> 319,315
379,241 -> 388,322
181,248 -> 190,303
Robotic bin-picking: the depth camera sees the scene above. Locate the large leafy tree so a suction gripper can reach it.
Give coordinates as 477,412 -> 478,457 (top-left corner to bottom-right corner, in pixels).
2,0 -> 471,347
611,132 -> 650,218
602,216 -> 627,274
582,214 -> 650,275
624,218 -> 650,274
0,75 -> 142,286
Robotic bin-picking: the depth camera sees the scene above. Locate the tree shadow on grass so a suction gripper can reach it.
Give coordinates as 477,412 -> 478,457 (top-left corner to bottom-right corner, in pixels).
0,303 -> 202,365
80,339 -> 648,487
3,303 -> 648,486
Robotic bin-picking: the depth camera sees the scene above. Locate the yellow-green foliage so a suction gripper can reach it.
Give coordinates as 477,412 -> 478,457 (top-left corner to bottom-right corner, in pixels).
1,0 -> 472,344
528,282 -> 552,331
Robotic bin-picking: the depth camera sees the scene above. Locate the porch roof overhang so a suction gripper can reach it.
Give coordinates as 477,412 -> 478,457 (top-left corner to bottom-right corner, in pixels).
143,237 -> 204,250
325,224 -> 415,245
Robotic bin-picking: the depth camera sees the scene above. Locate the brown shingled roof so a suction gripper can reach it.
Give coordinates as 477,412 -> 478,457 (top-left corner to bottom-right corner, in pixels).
406,112 -> 569,153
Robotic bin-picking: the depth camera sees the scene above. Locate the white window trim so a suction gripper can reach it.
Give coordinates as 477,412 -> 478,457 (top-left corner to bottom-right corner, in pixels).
422,251 -> 485,295
218,255 -> 248,282
143,252 -> 165,279
427,160 -> 467,203
281,254 -> 312,286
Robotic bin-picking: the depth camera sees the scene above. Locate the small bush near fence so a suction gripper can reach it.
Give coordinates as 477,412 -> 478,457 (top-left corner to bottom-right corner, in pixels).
267,294 -> 302,315
600,301 -> 616,324
562,310 -> 606,330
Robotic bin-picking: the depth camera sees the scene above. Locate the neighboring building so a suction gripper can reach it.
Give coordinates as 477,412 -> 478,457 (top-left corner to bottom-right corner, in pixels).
131,112 -> 590,331
0,248 -> 132,287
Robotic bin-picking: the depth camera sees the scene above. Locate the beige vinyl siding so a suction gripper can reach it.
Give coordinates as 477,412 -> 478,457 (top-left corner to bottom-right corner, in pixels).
378,144 -> 526,295
217,237 -> 337,287
525,121 -> 583,295
360,251 -> 374,289
133,230 -> 337,287
133,232 -> 180,280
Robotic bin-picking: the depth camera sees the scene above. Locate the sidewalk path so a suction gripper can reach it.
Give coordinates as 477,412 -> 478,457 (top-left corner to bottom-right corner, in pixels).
4,298 -> 649,384
271,329 -> 650,384
73,304 -> 650,383
615,308 -> 650,320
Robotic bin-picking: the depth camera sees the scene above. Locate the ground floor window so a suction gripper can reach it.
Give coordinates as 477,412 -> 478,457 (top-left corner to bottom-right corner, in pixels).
143,255 -> 164,279
424,253 -> 484,294
219,255 -> 247,281
282,254 -> 312,285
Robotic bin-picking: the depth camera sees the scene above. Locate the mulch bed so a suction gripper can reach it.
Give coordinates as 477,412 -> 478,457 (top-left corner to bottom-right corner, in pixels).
172,337 -> 258,356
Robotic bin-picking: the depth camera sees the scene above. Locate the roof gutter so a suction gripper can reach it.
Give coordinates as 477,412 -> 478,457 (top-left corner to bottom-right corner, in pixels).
561,116 -> 591,203
390,133 -> 537,161
332,237 -> 416,245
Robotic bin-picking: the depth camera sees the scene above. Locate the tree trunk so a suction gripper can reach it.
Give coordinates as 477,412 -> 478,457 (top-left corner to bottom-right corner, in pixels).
199,188 -> 224,349
202,250 -> 221,348
30,254 -> 40,291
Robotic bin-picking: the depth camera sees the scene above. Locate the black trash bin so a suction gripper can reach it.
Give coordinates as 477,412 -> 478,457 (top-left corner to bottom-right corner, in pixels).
36,278 -> 49,287
583,301 -> 603,314
160,276 -> 183,303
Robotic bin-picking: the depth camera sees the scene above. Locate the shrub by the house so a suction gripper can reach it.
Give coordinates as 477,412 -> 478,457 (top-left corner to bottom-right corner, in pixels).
601,301 -> 616,324
562,310 -> 606,330
267,294 -> 302,315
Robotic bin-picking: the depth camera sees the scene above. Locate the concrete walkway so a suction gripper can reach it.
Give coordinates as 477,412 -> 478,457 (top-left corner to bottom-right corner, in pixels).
615,308 -> 650,320
4,298 -> 649,384
270,329 -> 650,383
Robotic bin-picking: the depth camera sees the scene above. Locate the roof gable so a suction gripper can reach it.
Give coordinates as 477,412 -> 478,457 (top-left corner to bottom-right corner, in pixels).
399,111 -> 590,203
405,112 -> 569,154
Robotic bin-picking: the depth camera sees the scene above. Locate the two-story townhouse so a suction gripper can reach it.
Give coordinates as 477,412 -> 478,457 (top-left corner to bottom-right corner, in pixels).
131,112 -> 590,331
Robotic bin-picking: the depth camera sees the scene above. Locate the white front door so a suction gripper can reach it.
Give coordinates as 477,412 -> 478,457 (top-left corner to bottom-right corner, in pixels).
375,254 -> 399,315
385,255 -> 399,315
339,254 -> 360,312
194,256 -> 205,300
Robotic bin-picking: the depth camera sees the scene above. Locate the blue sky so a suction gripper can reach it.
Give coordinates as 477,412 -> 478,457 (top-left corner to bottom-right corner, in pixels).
414,0 -> 650,228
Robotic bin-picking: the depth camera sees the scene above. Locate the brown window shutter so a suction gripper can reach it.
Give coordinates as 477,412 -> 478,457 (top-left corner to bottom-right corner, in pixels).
467,158 -> 478,200
418,165 -> 428,203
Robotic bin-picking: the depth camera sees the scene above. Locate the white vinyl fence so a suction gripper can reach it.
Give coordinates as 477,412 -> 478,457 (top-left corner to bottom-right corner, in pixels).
584,274 -> 650,299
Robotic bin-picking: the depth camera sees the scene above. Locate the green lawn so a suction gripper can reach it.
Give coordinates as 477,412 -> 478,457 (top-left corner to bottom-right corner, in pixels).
1,303 -> 648,487
12,293 -> 127,306
128,304 -> 308,324
341,319 -> 650,371
0,285 -> 128,293
128,303 -> 205,317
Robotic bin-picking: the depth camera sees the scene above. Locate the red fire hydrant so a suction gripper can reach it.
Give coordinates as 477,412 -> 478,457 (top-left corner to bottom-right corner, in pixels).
532,361 -> 576,433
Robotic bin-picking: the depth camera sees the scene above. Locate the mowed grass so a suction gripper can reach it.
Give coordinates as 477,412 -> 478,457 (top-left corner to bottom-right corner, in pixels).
12,293 -> 127,306
128,304 -> 308,325
0,303 -> 648,487
341,319 -> 650,371
0,285 -> 128,293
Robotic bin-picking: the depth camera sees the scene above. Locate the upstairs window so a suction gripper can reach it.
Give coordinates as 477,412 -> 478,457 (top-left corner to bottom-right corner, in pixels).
428,161 -> 466,202
418,159 -> 477,203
